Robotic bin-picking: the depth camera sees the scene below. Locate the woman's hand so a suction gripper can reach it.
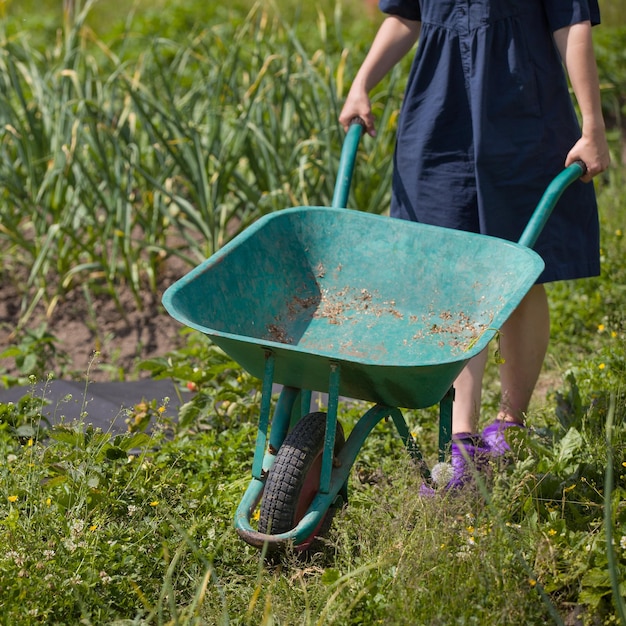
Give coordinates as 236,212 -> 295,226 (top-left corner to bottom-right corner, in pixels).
565,126 -> 610,182
337,15 -> 420,138
339,89 -> 377,136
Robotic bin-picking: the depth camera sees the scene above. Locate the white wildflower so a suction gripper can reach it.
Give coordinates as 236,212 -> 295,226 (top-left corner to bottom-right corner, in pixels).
6,551 -> 25,566
456,544 -> 473,559
63,538 -> 77,553
430,462 -> 454,487
70,519 -> 85,537
99,570 -> 113,585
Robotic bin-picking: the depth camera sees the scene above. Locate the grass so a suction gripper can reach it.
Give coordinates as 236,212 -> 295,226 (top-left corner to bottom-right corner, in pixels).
0,369 -> 624,623
0,0 -> 625,623
1,312 -> 625,623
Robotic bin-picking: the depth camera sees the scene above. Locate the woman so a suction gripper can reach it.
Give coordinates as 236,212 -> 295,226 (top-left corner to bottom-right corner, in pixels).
339,0 -> 610,489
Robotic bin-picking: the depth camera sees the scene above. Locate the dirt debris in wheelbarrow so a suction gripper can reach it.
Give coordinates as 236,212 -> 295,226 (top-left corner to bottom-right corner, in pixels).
264,281 -> 496,356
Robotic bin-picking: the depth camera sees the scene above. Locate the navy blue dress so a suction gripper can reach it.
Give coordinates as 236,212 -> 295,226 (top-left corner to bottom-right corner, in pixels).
379,0 -> 601,282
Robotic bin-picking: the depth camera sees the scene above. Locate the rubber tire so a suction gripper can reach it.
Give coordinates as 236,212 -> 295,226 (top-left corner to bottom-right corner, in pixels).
258,411 -> 345,551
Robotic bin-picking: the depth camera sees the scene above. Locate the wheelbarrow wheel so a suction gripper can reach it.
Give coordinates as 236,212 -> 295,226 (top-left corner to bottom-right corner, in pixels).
258,411 -> 346,553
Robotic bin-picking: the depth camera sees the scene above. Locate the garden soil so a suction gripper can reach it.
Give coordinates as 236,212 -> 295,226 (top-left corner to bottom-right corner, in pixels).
0,262 -> 188,382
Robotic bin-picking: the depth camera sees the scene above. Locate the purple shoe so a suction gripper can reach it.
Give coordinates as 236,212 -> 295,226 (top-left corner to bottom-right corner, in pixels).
481,420 -> 525,456
419,435 -> 490,495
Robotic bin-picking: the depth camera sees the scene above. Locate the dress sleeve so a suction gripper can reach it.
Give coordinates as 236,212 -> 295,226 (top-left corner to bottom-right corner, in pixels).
543,0 -> 601,32
378,0 -> 421,21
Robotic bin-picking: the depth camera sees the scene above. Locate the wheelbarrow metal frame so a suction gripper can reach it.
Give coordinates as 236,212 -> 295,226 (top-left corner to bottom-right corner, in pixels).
234,357 -> 453,548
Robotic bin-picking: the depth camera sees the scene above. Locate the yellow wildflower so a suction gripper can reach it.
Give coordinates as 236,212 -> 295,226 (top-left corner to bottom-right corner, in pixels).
8,495 -> 18,503
597,324 -> 605,333
150,501 -> 159,507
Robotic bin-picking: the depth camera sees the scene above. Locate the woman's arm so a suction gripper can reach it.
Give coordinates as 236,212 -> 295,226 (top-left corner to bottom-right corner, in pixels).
553,21 -> 610,181
339,16 -> 421,136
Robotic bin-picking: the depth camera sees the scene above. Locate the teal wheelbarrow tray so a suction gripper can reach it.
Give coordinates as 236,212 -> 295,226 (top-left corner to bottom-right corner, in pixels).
162,121 -> 586,551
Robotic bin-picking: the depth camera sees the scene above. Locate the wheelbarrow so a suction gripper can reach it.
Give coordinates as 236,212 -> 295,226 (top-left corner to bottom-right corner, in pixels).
162,120 -> 586,551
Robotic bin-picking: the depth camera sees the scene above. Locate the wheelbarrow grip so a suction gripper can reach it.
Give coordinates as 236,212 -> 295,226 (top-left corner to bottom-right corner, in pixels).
517,160 -> 587,249
572,159 -> 588,176
331,119 -> 366,209
348,116 -> 368,133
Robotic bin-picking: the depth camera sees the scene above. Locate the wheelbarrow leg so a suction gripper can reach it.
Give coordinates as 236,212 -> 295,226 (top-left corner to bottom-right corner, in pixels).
250,351 -> 276,480
251,350 -> 303,480
319,363 -> 341,494
438,386 -> 455,462
269,387 -> 303,455
295,390 -> 312,427
389,408 -> 431,482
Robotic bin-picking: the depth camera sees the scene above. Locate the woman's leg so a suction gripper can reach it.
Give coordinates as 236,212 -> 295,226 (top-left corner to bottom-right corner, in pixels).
451,284 -> 550,432
497,284 -> 550,423
452,347 -> 488,435
436,284 -> 550,489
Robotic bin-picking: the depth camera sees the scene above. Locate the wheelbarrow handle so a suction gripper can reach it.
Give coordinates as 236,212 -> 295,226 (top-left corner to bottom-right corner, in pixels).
517,160 -> 587,249
331,118 -> 366,209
